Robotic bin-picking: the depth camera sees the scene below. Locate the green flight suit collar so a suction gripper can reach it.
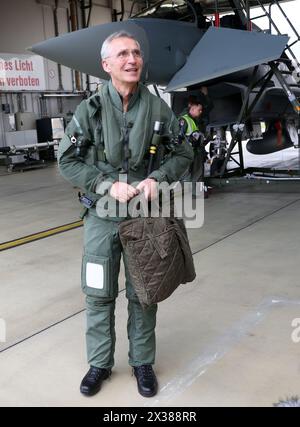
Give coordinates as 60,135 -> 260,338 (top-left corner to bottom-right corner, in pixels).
108,79 -> 140,112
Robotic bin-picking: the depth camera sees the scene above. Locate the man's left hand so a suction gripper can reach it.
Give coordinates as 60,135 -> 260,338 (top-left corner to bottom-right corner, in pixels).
136,178 -> 158,201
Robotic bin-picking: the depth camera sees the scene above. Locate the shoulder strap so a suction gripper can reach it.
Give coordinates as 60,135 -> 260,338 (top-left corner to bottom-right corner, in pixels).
86,92 -> 107,162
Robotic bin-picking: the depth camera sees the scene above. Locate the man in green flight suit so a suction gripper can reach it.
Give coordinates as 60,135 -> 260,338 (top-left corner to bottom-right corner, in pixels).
57,31 -> 193,398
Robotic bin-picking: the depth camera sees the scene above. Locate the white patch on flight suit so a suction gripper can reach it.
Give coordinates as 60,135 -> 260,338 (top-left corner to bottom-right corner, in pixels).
86,262 -> 104,289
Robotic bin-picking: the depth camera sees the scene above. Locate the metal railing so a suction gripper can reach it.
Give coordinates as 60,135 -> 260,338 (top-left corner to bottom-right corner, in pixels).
250,0 -> 300,78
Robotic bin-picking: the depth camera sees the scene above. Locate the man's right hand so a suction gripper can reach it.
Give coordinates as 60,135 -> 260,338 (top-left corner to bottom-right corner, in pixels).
109,181 -> 139,203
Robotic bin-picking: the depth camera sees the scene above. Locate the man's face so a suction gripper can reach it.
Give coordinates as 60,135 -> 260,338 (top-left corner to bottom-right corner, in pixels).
101,37 -> 143,86
189,104 -> 203,118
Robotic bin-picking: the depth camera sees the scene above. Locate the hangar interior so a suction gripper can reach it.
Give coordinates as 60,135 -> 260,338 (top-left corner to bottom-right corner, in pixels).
0,0 -> 300,407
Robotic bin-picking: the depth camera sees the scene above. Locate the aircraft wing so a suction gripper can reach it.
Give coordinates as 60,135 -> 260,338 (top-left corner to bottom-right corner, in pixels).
166,27 -> 288,92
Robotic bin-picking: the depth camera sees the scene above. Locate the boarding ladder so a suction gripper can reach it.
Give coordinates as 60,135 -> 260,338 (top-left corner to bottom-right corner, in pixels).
251,0 -> 300,79
219,0 -> 300,177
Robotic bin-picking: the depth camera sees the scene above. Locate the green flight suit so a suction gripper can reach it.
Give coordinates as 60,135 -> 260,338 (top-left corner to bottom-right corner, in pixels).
58,81 -> 193,369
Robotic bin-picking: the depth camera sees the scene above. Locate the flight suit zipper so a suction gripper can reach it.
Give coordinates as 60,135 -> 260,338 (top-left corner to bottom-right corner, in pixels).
122,111 -> 131,173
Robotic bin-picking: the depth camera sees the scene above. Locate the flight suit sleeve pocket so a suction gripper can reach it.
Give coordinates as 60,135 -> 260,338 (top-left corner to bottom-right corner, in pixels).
81,254 -> 112,297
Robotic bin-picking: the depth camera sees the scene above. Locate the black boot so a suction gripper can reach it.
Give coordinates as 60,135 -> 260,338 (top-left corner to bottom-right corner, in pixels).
80,366 -> 111,396
133,365 -> 158,398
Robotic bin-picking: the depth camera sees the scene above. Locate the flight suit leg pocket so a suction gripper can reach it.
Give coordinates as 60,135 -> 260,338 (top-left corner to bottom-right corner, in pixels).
81,254 -> 113,298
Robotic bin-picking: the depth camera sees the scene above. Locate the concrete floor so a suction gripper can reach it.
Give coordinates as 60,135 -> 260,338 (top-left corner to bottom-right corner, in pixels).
0,164 -> 300,407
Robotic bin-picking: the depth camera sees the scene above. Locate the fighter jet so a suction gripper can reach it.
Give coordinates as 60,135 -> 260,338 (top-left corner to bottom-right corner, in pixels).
29,0 -> 300,175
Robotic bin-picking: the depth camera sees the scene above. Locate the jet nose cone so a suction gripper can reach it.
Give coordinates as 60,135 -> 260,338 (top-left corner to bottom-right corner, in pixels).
28,20 -> 149,80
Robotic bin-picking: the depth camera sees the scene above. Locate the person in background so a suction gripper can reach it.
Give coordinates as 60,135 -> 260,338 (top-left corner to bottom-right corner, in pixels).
179,97 -> 209,198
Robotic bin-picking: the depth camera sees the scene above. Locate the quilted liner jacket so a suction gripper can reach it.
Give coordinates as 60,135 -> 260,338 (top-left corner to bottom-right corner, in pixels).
119,216 -> 196,309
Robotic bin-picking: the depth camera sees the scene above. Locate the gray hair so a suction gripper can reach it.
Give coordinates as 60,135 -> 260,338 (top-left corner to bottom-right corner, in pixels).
100,31 -> 141,60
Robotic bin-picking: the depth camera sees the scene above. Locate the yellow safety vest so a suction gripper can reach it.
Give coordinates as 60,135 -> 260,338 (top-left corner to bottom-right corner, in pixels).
181,114 -> 199,136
